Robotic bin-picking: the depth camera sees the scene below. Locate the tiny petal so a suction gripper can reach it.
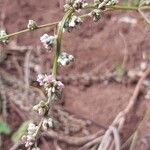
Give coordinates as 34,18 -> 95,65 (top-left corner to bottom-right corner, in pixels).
43,75 -> 53,84
57,81 -> 65,89
37,74 -> 45,85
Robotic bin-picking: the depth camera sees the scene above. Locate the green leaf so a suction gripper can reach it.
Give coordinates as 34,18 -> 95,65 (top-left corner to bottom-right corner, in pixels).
115,64 -> 126,78
11,121 -> 29,143
0,120 -> 11,135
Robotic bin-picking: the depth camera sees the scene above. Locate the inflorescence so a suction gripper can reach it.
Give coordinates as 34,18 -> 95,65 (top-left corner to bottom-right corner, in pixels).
0,0 -> 119,149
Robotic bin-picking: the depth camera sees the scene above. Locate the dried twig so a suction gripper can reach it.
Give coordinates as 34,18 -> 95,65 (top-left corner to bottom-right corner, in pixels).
98,126 -> 120,150
24,50 -> 32,90
98,68 -> 150,150
119,31 -> 128,68
129,102 -> 150,150
79,136 -> 103,150
43,130 -> 104,146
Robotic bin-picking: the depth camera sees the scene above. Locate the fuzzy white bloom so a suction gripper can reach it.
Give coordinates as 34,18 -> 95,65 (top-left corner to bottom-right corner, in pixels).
0,28 -> 8,44
42,118 -> 53,130
106,0 -> 118,6
27,20 -> 37,30
28,123 -> 38,135
57,52 -> 74,66
24,123 -> 38,148
69,16 -> 82,27
33,100 -> 47,116
89,9 -> 102,22
73,0 -> 88,10
40,34 -> 56,50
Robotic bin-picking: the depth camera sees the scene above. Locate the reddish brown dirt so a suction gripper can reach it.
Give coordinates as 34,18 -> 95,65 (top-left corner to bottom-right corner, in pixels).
0,0 -> 150,150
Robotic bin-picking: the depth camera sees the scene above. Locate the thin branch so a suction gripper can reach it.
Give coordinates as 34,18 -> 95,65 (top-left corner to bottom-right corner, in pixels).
79,136 -> 103,150
0,5 -> 150,42
43,130 -> 104,146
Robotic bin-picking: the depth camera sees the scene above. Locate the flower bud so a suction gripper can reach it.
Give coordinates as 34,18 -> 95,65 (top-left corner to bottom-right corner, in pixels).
57,52 -> 74,66
0,28 -> 8,44
42,118 -> 53,130
89,9 -> 102,22
40,34 -> 56,50
27,20 -> 38,31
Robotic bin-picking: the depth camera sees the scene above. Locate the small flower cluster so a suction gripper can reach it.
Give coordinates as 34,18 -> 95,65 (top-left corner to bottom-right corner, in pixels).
23,123 -> 38,148
27,20 -> 38,31
57,52 -> 74,66
40,34 -> 56,51
33,101 -> 48,116
0,28 -> 8,44
64,0 -> 88,12
69,15 -> 82,27
106,0 -> 118,6
89,9 -> 102,22
37,74 -> 64,93
61,15 -> 82,32
94,0 -> 118,8
42,118 -> 53,130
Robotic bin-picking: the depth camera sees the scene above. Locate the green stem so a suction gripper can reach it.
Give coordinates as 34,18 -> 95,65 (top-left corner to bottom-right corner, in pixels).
0,5 -> 150,41
52,9 -> 74,78
0,21 -> 59,40
85,4 -> 150,11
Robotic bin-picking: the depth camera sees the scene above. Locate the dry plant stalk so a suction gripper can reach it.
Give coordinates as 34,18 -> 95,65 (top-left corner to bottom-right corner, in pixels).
97,68 -> 150,150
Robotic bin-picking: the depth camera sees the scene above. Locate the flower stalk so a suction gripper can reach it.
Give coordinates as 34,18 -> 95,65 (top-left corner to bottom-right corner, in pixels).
52,9 -> 74,78
0,5 -> 150,42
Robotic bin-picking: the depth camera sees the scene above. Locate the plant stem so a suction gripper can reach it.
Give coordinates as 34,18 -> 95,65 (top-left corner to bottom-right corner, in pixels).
0,21 -> 59,41
52,9 -> 74,78
0,5 -> 150,42
85,4 -> 150,11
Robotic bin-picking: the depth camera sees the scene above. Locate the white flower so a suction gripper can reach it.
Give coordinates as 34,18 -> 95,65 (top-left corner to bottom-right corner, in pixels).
89,9 -> 102,22
37,74 -> 45,85
73,0 -> 87,10
42,118 -> 53,130
57,52 -> 74,66
106,0 -> 118,6
0,28 -> 8,44
27,20 -> 37,30
69,16 -> 82,27
24,123 -> 38,148
28,123 -> 37,135
40,34 -> 56,50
